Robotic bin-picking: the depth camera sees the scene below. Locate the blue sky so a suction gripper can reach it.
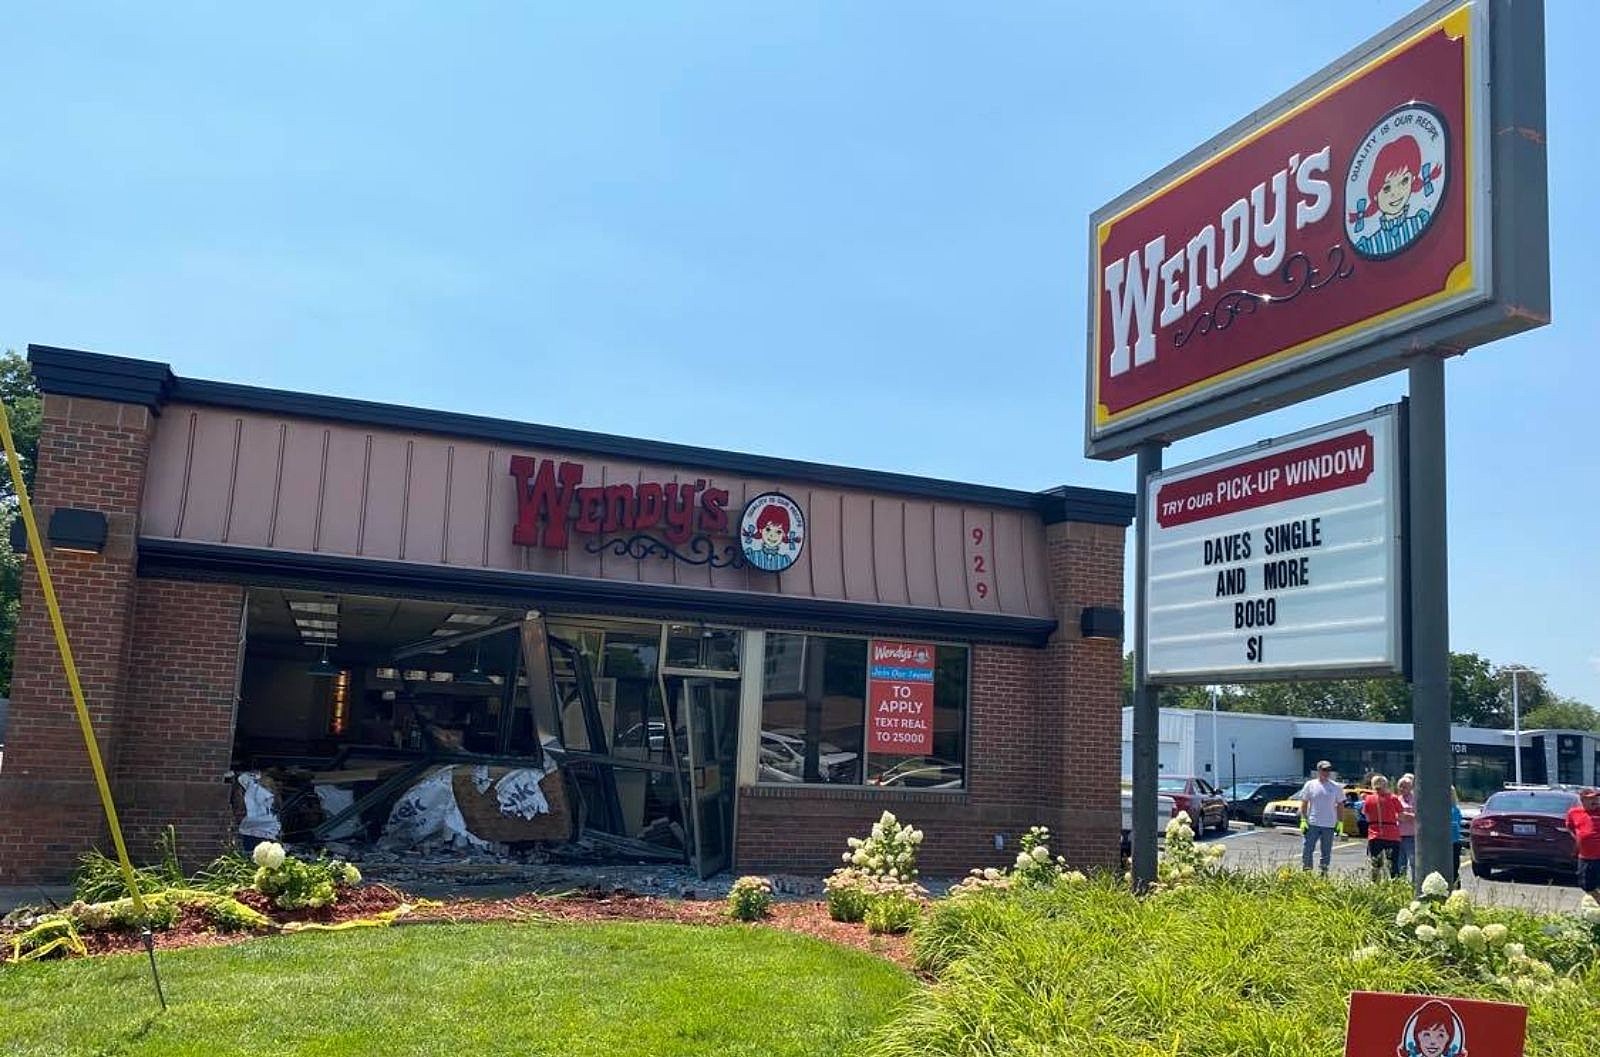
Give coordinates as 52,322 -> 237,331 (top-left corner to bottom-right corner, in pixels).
2,3 -> 1594,704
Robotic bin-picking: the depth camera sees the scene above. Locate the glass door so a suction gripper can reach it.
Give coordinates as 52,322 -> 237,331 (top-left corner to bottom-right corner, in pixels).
669,676 -> 740,878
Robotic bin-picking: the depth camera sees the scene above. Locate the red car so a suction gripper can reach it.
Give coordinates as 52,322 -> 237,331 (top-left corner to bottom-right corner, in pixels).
1469,789 -> 1582,882
1156,775 -> 1229,834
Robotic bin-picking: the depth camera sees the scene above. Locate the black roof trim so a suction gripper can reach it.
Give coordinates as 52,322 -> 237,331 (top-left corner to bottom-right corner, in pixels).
137,538 -> 1059,647
29,344 -> 1132,525
28,345 -> 176,410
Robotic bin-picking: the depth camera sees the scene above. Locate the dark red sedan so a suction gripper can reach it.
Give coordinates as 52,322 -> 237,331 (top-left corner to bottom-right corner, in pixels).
1469,789 -> 1582,882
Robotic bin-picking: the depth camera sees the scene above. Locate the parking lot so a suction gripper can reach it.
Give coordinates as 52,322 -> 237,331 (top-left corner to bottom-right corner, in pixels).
1199,822 -> 1591,913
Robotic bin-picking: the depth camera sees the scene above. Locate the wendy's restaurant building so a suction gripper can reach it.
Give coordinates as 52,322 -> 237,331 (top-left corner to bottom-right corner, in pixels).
0,345 -> 1133,884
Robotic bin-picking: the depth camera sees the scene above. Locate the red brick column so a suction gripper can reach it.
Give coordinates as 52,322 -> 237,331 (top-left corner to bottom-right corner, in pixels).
0,395 -> 153,883
115,579 -> 245,864
1043,520 -> 1128,869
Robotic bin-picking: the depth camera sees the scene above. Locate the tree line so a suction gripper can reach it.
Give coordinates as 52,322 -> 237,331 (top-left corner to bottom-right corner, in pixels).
1122,651 -> 1600,732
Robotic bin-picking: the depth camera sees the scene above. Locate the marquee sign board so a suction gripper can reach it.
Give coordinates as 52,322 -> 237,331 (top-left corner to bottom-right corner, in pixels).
1143,406 -> 1404,684
1084,0 -> 1549,459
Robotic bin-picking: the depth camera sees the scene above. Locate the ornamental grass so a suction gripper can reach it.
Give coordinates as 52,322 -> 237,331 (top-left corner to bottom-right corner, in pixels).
866,871 -> 1600,1057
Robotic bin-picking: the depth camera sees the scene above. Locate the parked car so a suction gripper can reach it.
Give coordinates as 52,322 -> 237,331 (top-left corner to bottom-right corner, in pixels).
1469,788 -> 1582,882
1225,781 -> 1302,827
1263,784 -> 1370,833
1119,788 -> 1179,858
1156,776 -> 1229,834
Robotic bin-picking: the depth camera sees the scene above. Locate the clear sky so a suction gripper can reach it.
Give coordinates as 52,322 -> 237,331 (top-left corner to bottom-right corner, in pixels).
2,3 -> 1594,704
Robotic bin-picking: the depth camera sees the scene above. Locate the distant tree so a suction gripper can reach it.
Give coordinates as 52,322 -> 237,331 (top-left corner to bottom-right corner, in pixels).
1119,649 -> 1540,728
0,349 -> 42,696
1520,698 -> 1600,732
1493,664 -> 1557,725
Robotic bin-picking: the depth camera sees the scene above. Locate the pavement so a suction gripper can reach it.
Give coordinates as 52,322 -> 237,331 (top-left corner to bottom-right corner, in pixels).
1198,822 -> 1591,913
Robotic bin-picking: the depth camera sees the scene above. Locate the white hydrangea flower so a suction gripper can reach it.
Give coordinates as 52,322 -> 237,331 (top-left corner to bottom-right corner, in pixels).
1421,872 -> 1450,898
1438,924 -> 1458,944
1351,945 -> 1383,963
1015,852 -> 1033,870
1415,924 -> 1438,942
252,841 -> 286,869
1031,846 -> 1051,864
1482,923 -> 1509,946
907,828 -> 924,845
1505,942 -> 1525,959
1457,924 -> 1486,951
1065,870 -> 1086,883
1445,890 -> 1471,915
1396,908 -> 1414,926
879,810 -> 897,826
870,823 -> 885,840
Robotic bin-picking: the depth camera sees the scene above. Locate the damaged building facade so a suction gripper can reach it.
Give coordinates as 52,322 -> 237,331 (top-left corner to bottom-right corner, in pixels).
0,345 -> 1132,883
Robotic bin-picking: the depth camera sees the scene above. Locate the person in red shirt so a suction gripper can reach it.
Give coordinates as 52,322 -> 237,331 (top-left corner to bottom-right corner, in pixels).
1363,774 -> 1404,880
1566,787 -> 1600,896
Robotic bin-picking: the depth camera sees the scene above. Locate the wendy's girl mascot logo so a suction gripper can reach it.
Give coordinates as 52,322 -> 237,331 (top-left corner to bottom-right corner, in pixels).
1344,103 -> 1448,260
1396,999 -> 1467,1057
739,492 -> 805,572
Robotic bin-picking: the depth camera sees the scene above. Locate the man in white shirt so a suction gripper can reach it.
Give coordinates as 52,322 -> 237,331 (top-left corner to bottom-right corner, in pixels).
1298,760 -> 1344,875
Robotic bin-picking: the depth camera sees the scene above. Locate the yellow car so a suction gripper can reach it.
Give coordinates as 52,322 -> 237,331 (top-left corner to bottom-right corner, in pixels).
1262,786 -> 1370,833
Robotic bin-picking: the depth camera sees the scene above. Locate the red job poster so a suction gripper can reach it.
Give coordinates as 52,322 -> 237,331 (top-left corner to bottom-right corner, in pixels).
867,640 -> 935,756
1345,992 -> 1526,1057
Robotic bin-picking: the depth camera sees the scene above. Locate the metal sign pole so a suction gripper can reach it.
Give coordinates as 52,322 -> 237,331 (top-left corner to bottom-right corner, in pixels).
1131,442 -> 1163,890
1408,356 -> 1452,886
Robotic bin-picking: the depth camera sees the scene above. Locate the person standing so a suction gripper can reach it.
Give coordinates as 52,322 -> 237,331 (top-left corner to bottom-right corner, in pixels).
1363,775 -> 1404,880
1565,787 -> 1600,897
1449,786 -> 1466,889
1395,773 -> 1418,884
1297,761 -> 1344,875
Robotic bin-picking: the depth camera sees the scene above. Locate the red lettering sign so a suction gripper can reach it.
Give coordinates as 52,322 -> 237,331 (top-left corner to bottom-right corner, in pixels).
1345,992 -> 1525,1057
868,639 -> 936,756
1091,6 -> 1479,450
508,457 -> 730,550
1154,428 -> 1375,528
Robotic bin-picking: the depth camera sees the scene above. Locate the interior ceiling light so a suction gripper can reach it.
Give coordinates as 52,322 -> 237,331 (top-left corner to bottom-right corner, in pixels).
446,613 -> 496,626
459,642 -> 495,686
306,643 -> 340,678
295,618 -> 339,630
290,600 -> 339,615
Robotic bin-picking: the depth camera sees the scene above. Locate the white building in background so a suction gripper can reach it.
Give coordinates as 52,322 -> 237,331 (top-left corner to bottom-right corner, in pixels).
1121,707 -> 1600,801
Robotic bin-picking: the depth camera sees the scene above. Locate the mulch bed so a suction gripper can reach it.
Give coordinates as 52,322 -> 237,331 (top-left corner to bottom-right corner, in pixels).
13,887 -> 915,968
412,889 -> 914,966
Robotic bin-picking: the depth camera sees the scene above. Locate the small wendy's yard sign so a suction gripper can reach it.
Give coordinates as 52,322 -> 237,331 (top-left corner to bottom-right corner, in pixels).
1345,992 -> 1526,1057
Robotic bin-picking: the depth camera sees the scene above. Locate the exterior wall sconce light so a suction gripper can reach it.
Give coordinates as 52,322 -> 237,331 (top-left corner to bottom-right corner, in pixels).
1079,606 -> 1125,641
9,508 -> 108,554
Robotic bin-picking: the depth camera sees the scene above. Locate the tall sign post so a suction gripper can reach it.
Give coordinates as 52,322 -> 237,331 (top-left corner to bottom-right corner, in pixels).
1089,0 -> 1549,889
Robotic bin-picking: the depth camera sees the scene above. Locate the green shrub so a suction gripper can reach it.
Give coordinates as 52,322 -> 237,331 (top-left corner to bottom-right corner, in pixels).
824,869 -> 873,923
725,876 -> 774,922
863,884 -> 921,935
247,842 -> 360,910
868,873 -> 1600,1057
203,895 -> 274,933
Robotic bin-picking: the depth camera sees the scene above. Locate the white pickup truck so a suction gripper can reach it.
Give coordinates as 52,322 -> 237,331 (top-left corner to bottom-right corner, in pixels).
1119,788 -> 1179,857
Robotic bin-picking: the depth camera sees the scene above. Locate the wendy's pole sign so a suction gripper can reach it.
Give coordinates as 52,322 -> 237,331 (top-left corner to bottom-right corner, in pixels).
1116,0 -> 1548,893
1084,0 -> 1548,459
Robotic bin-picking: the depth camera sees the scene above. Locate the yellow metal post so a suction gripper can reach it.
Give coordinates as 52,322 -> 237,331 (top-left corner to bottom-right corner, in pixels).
0,400 -> 146,915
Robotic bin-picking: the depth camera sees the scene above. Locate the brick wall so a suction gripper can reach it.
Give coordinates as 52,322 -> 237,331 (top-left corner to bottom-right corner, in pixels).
0,396 -> 154,883
736,518 -> 1128,877
115,579 -> 245,864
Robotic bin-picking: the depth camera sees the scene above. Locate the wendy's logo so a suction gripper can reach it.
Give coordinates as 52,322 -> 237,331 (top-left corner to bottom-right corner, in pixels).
1344,103 -> 1449,261
739,492 -> 805,572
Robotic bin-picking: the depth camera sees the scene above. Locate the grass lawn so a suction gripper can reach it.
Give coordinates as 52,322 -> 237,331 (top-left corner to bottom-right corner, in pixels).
0,920 -> 915,1057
